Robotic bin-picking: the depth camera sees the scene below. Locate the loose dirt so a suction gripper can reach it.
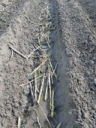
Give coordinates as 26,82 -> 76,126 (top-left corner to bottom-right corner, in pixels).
0,0 -> 96,128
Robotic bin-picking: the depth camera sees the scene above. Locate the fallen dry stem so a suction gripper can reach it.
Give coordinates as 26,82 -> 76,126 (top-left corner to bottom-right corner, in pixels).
37,115 -> 41,128
31,54 -> 50,59
48,72 -> 52,110
33,109 -> 41,128
31,59 -> 47,75
39,104 -> 51,127
8,45 -> 27,59
18,116 -> 21,128
47,41 -> 51,48
38,34 -> 41,45
50,89 -> 54,117
27,46 -> 41,59
44,27 -> 55,33
4,49 -> 13,68
51,63 -> 58,82
56,123 -> 61,128
20,74 -> 43,86
49,58 -> 57,78
37,76 -> 45,104
44,77 -> 49,101
29,83 -> 34,102
53,63 -> 58,75
34,72 -> 38,101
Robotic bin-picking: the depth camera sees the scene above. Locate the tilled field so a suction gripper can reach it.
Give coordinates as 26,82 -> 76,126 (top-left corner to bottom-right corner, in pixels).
0,0 -> 96,128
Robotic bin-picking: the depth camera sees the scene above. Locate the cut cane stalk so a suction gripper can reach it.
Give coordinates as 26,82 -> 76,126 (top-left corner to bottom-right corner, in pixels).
39,104 -> 51,127
51,75 -> 54,85
4,49 -> 13,68
18,117 -> 21,128
38,34 -> 41,45
27,46 -> 41,59
8,45 -> 27,59
33,109 -> 41,128
31,59 -> 47,75
47,37 -> 51,48
20,74 -> 43,86
29,83 -> 34,103
29,54 -> 49,58
46,41 -> 51,48
51,63 -> 58,84
48,64 -> 55,117
44,27 -> 55,33
48,66 -> 52,110
34,72 -> 38,101
56,123 -> 61,128
44,77 -> 49,101
52,63 -> 58,76
37,76 -> 45,104
49,58 -> 57,78
50,89 -> 54,117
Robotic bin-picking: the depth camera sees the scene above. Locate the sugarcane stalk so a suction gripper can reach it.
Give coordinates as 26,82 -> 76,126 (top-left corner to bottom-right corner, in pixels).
39,104 -> 51,127
29,82 -> 34,104
47,42 -> 51,48
48,63 -> 52,110
51,75 -> 54,85
20,74 -> 43,86
37,76 -> 45,104
29,54 -> 49,58
46,39 -> 51,48
27,46 -> 40,59
18,116 -> 21,128
43,53 -> 51,58
48,64 -> 54,117
49,58 -> 57,78
44,76 -> 49,101
38,33 -> 41,45
48,72 -> 52,110
42,18 -> 52,22
29,83 -> 34,97
38,68 -> 41,76
34,72 -> 38,101
31,59 -> 47,75
51,63 -> 58,84
33,109 -> 41,128
56,123 -> 61,128
52,63 -> 58,76
8,45 -> 27,59
44,27 -> 55,33
50,89 -> 54,117
37,114 -> 41,128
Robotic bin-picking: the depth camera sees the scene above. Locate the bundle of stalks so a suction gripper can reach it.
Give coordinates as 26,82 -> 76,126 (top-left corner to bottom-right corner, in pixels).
19,4 -> 58,128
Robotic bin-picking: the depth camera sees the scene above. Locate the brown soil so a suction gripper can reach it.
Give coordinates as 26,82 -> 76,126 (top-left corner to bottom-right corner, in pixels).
0,0 -> 96,128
